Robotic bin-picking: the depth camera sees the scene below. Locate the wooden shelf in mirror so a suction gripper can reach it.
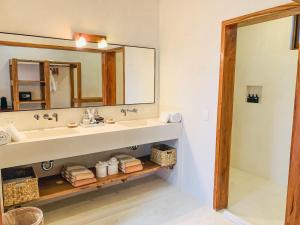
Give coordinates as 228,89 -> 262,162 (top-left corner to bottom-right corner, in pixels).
18,80 -> 46,84
19,100 -> 46,104
9,59 -> 45,65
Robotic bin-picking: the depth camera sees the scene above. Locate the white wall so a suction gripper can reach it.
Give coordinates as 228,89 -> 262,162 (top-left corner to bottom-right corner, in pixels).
0,0 -> 159,130
0,0 -> 159,48
231,17 -> 297,186
159,0 -> 291,206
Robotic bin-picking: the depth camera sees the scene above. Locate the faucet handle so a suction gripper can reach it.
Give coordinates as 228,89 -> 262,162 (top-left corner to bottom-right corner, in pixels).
52,113 -> 58,122
127,108 -> 138,113
43,114 -> 52,120
121,108 -> 127,116
34,114 -> 40,120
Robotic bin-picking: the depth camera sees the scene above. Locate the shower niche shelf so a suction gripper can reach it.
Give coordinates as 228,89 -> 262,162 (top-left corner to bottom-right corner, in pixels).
246,85 -> 262,104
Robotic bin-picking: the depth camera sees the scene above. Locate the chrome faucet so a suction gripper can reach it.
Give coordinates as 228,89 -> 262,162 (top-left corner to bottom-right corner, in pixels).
127,108 -> 138,113
52,113 -> 58,122
42,113 -> 58,122
121,109 -> 127,116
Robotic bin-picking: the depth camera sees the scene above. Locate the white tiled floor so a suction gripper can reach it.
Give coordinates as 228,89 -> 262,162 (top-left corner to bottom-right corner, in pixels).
41,175 -> 234,225
228,168 -> 287,225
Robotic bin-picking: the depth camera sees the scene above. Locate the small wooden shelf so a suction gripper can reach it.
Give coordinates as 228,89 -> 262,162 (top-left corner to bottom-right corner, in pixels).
20,100 -> 46,104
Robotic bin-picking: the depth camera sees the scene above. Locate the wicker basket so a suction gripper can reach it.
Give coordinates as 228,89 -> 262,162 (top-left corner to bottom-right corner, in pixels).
151,144 -> 176,167
4,207 -> 44,225
2,167 -> 39,207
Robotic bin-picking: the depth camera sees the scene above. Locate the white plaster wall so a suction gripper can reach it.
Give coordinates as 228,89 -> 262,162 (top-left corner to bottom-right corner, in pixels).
159,0 -> 292,206
0,0 -> 159,47
231,17 -> 297,186
0,0 -> 159,130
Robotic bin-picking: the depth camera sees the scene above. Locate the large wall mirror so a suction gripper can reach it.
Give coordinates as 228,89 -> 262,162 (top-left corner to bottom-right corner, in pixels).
0,33 -> 155,112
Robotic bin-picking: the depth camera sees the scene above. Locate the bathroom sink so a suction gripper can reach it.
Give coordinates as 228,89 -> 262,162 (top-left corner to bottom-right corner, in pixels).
24,127 -> 79,139
116,119 -> 161,128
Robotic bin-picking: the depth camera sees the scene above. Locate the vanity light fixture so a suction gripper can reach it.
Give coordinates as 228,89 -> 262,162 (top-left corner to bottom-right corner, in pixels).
98,38 -> 108,49
74,32 -> 107,49
75,36 -> 87,48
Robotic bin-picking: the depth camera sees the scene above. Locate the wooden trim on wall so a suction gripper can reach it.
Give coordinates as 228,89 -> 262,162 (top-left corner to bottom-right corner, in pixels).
285,40 -> 300,225
224,2 -> 300,27
214,2 -> 300,225
214,23 -> 237,210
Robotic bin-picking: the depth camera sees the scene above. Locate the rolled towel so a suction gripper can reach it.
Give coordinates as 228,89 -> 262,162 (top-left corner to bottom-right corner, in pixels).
159,112 -> 182,123
5,123 -> 26,142
159,112 -> 170,123
169,112 -> 182,123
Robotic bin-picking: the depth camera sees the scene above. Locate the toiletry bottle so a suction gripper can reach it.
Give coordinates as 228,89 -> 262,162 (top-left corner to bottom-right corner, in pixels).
1,97 -> 8,110
247,94 -> 251,103
255,94 -> 259,103
82,110 -> 90,125
251,94 -> 255,103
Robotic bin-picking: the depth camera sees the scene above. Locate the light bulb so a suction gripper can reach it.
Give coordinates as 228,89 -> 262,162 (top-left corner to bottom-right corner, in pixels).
76,36 -> 87,48
98,39 -> 108,49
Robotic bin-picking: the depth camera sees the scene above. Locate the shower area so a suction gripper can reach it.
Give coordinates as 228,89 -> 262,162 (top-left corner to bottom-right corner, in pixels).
228,16 -> 298,225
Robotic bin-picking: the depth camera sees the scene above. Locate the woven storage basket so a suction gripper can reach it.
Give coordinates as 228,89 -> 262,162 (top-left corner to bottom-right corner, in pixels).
2,167 -> 39,207
151,144 -> 176,167
4,207 -> 44,225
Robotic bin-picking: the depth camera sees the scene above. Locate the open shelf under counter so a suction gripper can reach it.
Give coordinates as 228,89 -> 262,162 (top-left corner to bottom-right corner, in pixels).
6,160 -> 168,208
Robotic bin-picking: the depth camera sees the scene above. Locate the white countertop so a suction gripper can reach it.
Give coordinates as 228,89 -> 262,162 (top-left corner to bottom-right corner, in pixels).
0,119 -> 182,169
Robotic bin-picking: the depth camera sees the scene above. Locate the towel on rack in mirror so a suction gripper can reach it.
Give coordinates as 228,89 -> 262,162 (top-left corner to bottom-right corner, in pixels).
50,70 -> 57,92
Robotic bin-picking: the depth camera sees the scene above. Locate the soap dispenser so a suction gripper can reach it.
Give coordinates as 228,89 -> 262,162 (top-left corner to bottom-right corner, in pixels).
82,109 -> 90,125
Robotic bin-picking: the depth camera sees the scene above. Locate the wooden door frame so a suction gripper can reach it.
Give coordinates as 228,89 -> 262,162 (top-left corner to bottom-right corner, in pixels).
213,2 -> 300,225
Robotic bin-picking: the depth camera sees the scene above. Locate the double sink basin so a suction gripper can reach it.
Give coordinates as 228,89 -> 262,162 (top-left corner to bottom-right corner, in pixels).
23,119 -> 162,140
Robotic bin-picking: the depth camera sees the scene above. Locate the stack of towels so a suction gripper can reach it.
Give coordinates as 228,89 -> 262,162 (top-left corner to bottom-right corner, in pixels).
61,165 -> 96,187
115,154 -> 143,174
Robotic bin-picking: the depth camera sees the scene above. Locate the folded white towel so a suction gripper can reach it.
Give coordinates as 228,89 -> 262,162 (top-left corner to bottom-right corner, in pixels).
5,123 -> 26,142
159,112 -> 170,123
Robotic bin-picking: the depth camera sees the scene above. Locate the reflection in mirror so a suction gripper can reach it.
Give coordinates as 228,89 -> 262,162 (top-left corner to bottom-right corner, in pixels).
0,33 -> 155,112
